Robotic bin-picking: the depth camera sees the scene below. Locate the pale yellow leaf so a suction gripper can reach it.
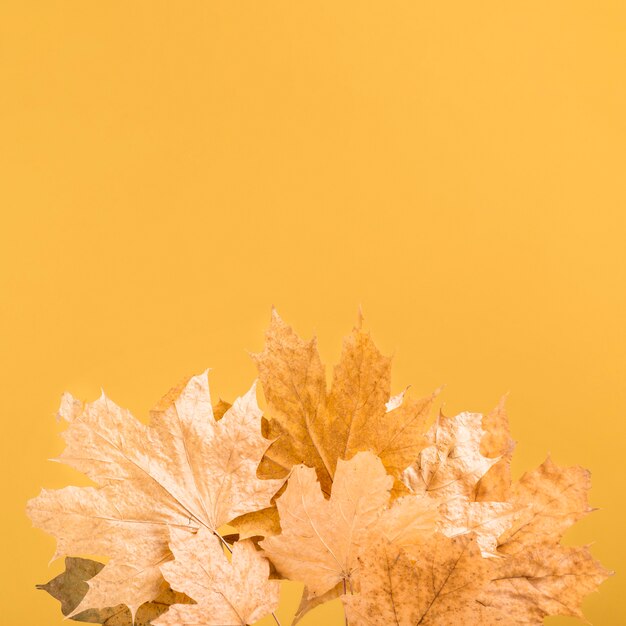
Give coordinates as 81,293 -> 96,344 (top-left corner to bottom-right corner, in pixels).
402,411 -> 499,500
27,373 -> 283,616
438,496 -> 520,557
155,528 -> 280,626
261,451 -> 393,600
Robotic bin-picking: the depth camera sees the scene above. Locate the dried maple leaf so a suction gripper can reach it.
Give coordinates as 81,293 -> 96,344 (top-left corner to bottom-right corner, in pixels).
27,373 -> 283,617
437,496 -> 519,557
341,535 -> 493,626
474,543 -> 611,624
28,314 -> 611,626
37,557 -> 192,625
255,310 -> 437,496
464,455 -> 613,623
261,451 -> 394,600
401,411 -> 499,500
400,410 -> 518,556
153,528 -> 280,626
497,456 -> 594,554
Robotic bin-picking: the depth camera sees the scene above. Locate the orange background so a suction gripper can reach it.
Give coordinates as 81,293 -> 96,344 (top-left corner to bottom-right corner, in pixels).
1,2 -> 624,624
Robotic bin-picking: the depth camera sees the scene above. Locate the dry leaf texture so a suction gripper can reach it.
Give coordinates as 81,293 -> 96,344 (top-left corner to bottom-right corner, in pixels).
27,373 -> 282,616
255,310 -> 436,495
37,557 -> 191,625
154,528 -> 280,626
28,311 -> 611,626
261,451 -> 393,599
342,535 -> 492,626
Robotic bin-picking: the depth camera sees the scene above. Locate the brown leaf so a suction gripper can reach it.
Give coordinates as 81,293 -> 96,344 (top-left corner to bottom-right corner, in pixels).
256,310 -> 436,495
475,543 -> 612,624
37,557 -> 192,625
212,397 -> 232,421
342,535 -> 493,626
153,529 -> 280,626
497,456 -> 593,555
27,374 -> 283,616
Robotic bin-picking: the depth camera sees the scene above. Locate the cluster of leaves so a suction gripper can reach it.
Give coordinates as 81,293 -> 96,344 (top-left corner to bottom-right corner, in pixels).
28,311 -> 611,625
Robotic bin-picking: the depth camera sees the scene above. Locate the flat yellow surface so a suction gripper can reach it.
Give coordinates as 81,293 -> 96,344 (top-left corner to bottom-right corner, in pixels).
1,2 -> 624,625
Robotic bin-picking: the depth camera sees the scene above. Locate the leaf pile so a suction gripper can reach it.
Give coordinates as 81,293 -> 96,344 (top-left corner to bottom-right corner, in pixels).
28,310 -> 611,625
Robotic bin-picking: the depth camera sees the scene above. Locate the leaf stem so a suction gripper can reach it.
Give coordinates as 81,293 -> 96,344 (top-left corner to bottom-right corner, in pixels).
214,530 -> 233,554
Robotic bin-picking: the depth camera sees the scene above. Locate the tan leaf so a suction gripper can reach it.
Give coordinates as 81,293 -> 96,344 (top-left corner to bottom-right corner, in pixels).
401,411 -> 499,500
475,543 -> 612,624
256,310 -> 436,495
342,535 -> 493,626
497,456 -> 593,555
27,373 -> 283,616
36,557 -> 192,625
153,529 -> 280,626
261,451 -> 393,599
254,310 -> 332,492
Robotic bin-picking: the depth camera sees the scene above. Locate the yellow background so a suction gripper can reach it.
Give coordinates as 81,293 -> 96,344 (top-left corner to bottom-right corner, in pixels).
1,2 -> 624,625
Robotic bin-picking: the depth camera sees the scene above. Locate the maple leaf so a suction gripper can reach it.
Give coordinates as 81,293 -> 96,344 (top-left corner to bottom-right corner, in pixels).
474,543 -> 611,624
27,314 -> 612,626
497,456 -> 594,554
400,410 -> 518,556
463,454 -> 613,623
254,310 -> 437,496
261,451 -> 394,600
26,373 -> 283,617
341,535 -> 493,626
37,557 -> 192,625
401,411 -> 499,500
437,496 -> 519,557
153,528 -> 280,626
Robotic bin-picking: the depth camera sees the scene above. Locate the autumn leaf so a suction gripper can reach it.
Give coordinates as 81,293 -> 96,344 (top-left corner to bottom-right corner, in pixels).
27,373 -> 283,616
341,535 -> 493,626
437,497 -> 519,557
37,557 -> 192,626
399,410 -> 518,555
27,313 -> 611,626
463,454 -> 613,623
401,411 -> 499,500
374,494 -> 440,559
475,543 -> 612,624
153,528 -> 280,626
497,456 -> 594,554
254,310 -> 437,496
261,451 -> 394,600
